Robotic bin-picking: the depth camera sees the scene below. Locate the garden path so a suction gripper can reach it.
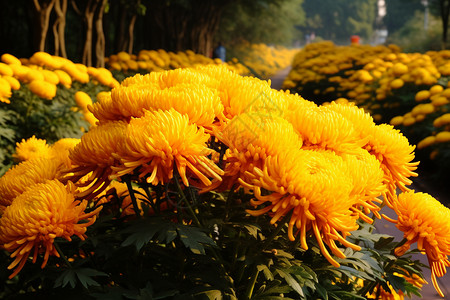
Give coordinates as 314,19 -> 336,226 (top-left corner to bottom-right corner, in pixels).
269,69 -> 450,299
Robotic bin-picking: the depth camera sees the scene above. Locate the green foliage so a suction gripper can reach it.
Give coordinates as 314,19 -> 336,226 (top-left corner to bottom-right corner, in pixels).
0,81 -> 110,175
217,0 -> 305,47
302,0 -> 377,43
0,173 -> 426,299
386,10 -> 443,52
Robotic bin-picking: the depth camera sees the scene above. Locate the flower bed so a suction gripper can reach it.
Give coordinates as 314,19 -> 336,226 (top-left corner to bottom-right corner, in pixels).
0,65 -> 448,299
283,41 -> 450,187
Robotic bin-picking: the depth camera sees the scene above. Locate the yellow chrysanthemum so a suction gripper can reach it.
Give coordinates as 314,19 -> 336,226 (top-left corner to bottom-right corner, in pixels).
341,148 -> 386,222
1,53 -> 21,65
0,157 -> 66,207
28,80 -> 57,100
29,52 -> 62,69
50,138 -> 81,168
75,91 -> 93,113
384,191 -> 450,297
242,149 -> 360,268
54,70 -> 72,88
110,109 -> 223,187
206,112 -> 303,192
65,121 -> 128,199
12,135 -> 52,162
323,101 -> 376,141
364,124 -> 418,205
0,180 -> 102,278
93,82 -> 224,127
286,104 -> 367,155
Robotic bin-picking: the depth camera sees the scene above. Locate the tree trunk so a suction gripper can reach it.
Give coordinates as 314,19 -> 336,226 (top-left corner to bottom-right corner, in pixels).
127,14 -> 137,54
95,0 -> 107,67
115,7 -> 128,52
52,0 -> 68,57
81,0 -> 95,66
32,0 -> 57,52
441,0 -> 450,49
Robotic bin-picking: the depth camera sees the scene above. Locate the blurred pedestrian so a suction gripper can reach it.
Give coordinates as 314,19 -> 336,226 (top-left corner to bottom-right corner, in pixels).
213,42 -> 226,62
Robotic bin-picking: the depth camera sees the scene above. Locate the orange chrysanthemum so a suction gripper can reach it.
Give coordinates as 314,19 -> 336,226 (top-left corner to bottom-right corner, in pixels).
384,191 -> 450,297
341,148 -> 386,222
110,109 -> 223,187
12,135 -> 52,162
50,138 -> 81,168
0,180 -> 102,278
242,149 -> 360,267
364,124 -> 419,206
64,121 -> 128,200
90,68 -> 225,128
286,104 -> 367,155
0,157 -> 66,207
205,112 -> 302,192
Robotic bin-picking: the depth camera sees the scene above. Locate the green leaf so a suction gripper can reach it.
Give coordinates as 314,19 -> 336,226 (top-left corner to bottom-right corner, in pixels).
176,225 -> 216,255
257,264 -> 274,281
121,219 -> 177,251
54,268 -> 107,289
275,268 -> 304,297
54,269 -> 77,288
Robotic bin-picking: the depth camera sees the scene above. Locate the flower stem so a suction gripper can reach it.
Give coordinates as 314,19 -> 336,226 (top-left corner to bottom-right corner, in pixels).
244,267 -> 260,300
124,175 -> 141,218
54,242 -> 72,268
262,211 -> 293,250
173,169 -> 201,227
142,182 -> 159,214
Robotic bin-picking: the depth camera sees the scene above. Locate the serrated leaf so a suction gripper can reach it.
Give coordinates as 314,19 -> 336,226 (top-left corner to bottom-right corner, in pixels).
275,268 -> 304,297
244,224 -> 260,238
75,268 -> 108,289
257,264 -> 274,281
121,219 -> 176,251
176,225 -> 216,255
54,269 -> 78,288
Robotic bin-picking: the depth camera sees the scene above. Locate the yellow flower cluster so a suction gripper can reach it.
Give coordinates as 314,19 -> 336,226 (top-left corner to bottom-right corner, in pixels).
106,49 -> 251,76
0,52 -> 119,102
282,42 -> 444,118
283,41 -> 401,93
231,42 -> 299,79
63,65 -> 419,271
0,136 -> 102,278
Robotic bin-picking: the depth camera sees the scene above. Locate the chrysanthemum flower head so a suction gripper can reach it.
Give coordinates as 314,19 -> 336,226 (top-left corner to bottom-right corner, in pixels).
12,135 -> 52,162
110,108 -> 223,187
385,191 -> 450,297
286,104 -> 367,155
364,124 -> 419,205
64,121 -> 128,199
50,138 -> 81,168
206,112 -> 303,192
0,179 -> 102,278
242,149 -> 360,267
341,148 -> 386,222
0,157 -> 66,207
28,79 -> 57,100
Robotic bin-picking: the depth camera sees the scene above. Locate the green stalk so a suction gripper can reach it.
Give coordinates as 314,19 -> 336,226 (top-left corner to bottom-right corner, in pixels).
124,175 -> 141,218
142,182 -> 159,214
244,267 -> 260,300
262,211 -> 293,250
55,242 -> 72,268
173,169 -> 201,227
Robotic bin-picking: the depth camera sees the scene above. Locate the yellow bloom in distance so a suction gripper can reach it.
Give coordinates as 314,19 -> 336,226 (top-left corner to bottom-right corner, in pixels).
12,135 -> 52,162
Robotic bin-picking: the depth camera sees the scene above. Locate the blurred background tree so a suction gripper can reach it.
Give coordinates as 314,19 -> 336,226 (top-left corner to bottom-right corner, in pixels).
3,0 -> 450,62
302,0 -> 377,44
